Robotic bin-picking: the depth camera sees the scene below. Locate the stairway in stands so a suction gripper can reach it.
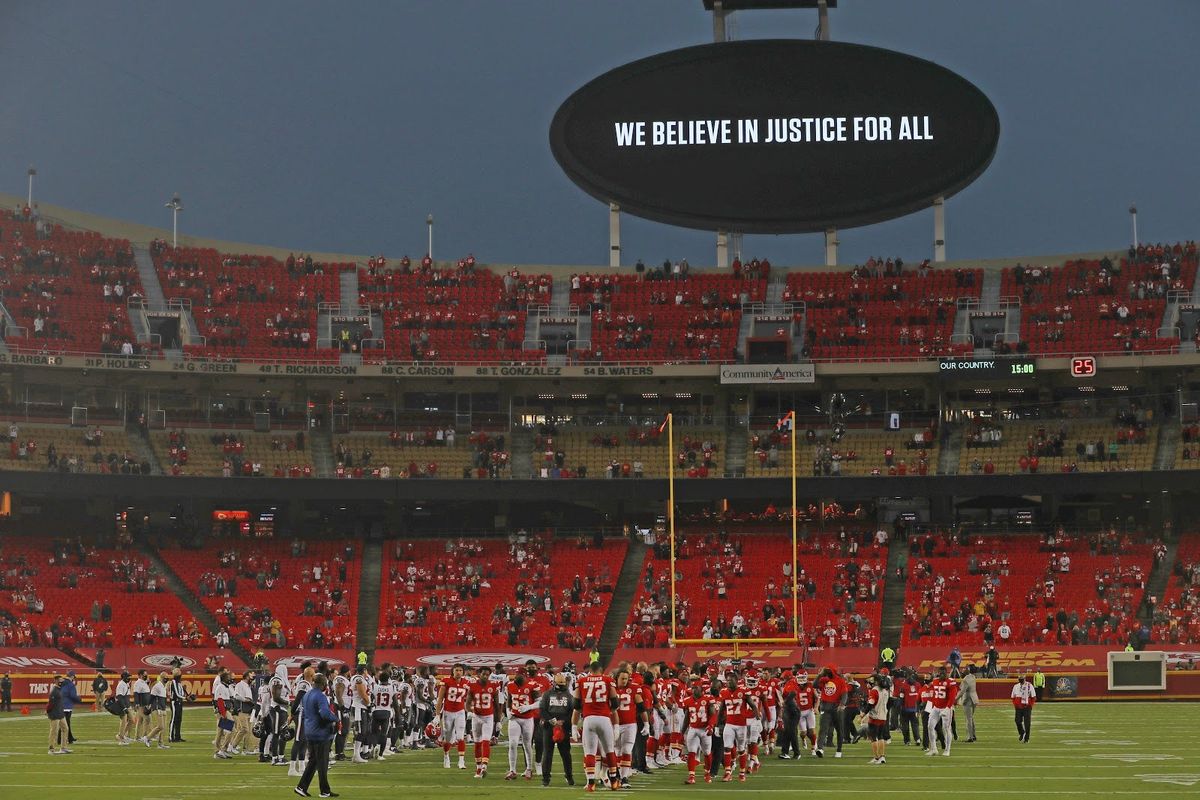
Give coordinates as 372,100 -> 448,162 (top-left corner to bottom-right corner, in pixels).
127,424 -> 164,475
1154,418 -> 1180,471
878,538 -> 910,652
937,423 -> 963,475
355,539 -> 384,661
1140,536 -> 1179,623
140,541 -> 254,667
510,426 -> 534,479
309,424 -> 335,478
597,535 -> 647,660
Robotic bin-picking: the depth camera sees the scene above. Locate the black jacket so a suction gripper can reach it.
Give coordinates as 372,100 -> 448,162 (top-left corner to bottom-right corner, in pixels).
539,687 -> 574,724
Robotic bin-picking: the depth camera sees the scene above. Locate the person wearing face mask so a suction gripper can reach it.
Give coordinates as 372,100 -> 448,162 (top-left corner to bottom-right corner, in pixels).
46,674 -> 69,755
537,672 -> 575,787
1011,673 -> 1036,743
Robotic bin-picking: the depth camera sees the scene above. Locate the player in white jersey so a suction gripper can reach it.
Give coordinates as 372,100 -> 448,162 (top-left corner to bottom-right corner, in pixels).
332,665 -> 352,760
261,665 -> 291,765
287,665 -> 315,776
349,665 -> 372,763
369,668 -> 395,761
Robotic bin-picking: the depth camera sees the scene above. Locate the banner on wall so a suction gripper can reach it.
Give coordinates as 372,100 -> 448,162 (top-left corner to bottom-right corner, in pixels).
610,645 -> 876,673
0,647 -> 91,672
375,648 -> 591,670
75,647 -> 247,673
899,645 -> 1119,674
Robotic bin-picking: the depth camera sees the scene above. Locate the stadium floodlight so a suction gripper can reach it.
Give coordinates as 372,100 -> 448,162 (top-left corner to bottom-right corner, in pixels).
26,165 -> 36,207
165,194 -> 183,248
667,410 -> 801,659
426,213 -> 434,262
1129,205 -> 1138,249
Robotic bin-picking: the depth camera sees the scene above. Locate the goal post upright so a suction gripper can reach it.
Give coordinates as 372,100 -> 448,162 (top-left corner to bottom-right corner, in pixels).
667,410 -> 801,654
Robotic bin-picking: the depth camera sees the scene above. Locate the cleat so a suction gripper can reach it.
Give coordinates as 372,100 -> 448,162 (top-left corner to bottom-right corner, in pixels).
505,771 -> 517,781
443,754 -> 451,768
722,772 -> 733,782
523,770 -> 532,780
943,751 -> 951,757
878,757 -> 886,764
586,782 -> 596,793
704,773 -> 713,783
834,752 -> 843,759
685,775 -> 695,785
814,748 -> 823,758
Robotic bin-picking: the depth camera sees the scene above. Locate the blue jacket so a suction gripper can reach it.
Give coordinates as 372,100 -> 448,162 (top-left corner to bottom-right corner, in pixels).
61,679 -> 83,711
301,688 -> 338,742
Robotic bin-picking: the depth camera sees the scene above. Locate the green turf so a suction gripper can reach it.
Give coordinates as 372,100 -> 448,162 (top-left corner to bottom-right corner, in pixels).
0,702 -> 1197,799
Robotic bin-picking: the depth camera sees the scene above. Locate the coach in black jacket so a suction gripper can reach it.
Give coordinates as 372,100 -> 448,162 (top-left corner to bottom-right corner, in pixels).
538,674 -> 575,787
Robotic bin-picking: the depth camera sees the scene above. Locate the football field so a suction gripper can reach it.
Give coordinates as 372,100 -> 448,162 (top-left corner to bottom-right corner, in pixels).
0,702 -> 1196,799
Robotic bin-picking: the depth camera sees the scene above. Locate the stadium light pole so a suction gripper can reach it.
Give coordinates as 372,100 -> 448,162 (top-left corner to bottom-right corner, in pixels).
164,194 -> 183,248
665,412 -> 677,644
426,213 -> 434,263
1129,205 -> 1138,249
26,165 -> 36,207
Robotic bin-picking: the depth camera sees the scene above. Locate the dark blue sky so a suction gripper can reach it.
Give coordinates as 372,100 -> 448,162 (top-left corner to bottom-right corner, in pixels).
2,0 -> 1196,266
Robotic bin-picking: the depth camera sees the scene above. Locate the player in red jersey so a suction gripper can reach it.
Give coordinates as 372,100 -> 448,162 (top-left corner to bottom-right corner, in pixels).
665,669 -> 686,764
436,665 -> 469,769
926,666 -> 958,757
612,669 -> 645,788
572,660 -> 619,792
635,670 -> 660,771
679,682 -> 716,785
918,673 -> 935,750
760,668 -> 780,754
467,666 -> 502,778
717,671 -> 757,782
522,660 -> 552,778
505,671 -> 539,779
742,669 -> 769,772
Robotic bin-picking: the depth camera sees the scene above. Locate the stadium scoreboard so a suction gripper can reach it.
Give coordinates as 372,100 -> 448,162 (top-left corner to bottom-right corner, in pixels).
938,357 -> 1037,380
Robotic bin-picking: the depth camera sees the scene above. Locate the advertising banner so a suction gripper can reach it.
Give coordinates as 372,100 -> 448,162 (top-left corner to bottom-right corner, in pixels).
898,645 -> 1117,674
610,644 -> 876,673
0,647 -> 91,673
719,364 -> 815,384
76,647 -> 247,673
375,648 -> 589,671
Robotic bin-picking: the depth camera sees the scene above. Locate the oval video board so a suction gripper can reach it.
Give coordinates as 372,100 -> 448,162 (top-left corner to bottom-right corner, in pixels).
550,39 -> 1000,233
